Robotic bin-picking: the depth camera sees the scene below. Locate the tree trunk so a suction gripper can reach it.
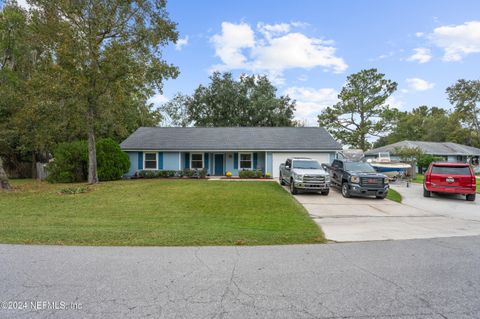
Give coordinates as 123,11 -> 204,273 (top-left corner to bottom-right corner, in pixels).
31,152 -> 37,180
87,109 -> 98,184
0,157 -> 11,191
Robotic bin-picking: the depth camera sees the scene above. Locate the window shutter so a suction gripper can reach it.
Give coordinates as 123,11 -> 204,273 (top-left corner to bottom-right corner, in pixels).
138,152 -> 143,170
184,152 -> 190,169
204,153 -> 209,169
253,153 -> 258,169
234,152 -> 238,169
158,152 -> 163,170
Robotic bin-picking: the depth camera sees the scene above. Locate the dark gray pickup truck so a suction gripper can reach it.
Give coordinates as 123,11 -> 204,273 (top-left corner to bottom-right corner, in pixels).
323,159 -> 389,199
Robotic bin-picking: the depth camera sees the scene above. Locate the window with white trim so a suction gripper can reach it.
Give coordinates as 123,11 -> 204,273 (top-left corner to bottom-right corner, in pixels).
239,153 -> 252,170
190,153 -> 204,169
144,152 -> 157,169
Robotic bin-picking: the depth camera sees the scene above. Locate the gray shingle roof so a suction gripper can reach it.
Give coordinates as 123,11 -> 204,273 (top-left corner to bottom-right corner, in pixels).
120,127 -> 342,151
365,140 -> 480,156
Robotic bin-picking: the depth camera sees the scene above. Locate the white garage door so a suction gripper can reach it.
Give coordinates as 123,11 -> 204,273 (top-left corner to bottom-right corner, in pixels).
272,153 -> 331,178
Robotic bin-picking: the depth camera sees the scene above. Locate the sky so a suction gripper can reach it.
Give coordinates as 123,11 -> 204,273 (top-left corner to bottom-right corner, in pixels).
12,0 -> 480,126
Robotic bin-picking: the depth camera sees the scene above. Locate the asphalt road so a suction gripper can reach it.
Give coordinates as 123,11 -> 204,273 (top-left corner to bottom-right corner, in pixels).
1,237 -> 480,318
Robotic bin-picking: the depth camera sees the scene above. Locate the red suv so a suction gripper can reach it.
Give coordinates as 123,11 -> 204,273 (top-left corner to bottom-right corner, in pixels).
423,162 -> 476,201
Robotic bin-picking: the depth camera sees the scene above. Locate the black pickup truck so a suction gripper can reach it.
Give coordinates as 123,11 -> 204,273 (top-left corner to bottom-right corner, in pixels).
323,159 -> 389,199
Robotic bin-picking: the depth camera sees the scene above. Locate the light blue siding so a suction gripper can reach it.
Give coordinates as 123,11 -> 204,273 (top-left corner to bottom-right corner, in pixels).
126,152 -> 138,176
255,152 -> 266,173
266,152 -> 273,176
225,152 -> 237,175
125,150 -> 335,177
164,152 -> 180,170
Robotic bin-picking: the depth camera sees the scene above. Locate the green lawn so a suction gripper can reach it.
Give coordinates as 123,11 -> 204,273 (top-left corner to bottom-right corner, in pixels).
0,179 -> 324,246
413,174 -> 425,184
386,188 -> 402,203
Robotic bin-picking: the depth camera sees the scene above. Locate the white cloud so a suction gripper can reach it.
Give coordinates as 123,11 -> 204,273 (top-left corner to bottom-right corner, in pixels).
285,86 -> 339,125
210,21 -> 347,84
257,22 -> 291,39
15,0 -> 30,9
407,48 -> 432,63
406,78 -> 435,91
430,21 -> 480,61
148,94 -> 169,107
175,36 -> 189,51
211,22 -> 255,69
386,95 -> 404,110
415,32 -> 424,37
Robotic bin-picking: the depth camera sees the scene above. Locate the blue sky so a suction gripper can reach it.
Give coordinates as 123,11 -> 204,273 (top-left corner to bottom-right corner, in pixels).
153,0 -> 480,125
10,0 -> 480,125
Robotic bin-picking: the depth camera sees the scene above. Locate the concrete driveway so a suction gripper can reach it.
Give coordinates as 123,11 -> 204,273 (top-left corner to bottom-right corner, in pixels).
292,183 -> 480,242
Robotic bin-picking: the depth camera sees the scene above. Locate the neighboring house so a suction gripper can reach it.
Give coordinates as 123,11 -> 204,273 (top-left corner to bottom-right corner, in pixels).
120,127 -> 342,178
365,140 -> 480,164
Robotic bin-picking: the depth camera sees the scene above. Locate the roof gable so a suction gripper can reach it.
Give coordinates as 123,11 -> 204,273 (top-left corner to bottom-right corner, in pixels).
120,127 -> 342,151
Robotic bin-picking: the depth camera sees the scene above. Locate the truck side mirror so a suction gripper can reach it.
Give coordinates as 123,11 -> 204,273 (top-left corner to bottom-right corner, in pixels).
285,165 -> 291,170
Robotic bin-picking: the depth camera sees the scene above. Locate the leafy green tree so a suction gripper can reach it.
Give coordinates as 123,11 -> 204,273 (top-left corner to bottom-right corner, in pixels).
446,79 -> 480,146
31,0 -> 179,183
375,106 -> 472,148
417,154 -> 443,172
186,72 -> 296,127
47,138 -> 129,183
96,138 -> 130,181
47,141 -> 88,183
0,2 -> 32,186
160,93 -> 192,127
318,69 -> 397,151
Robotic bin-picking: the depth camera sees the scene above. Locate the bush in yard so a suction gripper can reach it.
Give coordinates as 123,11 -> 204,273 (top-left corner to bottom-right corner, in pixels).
181,169 -> 207,178
139,170 -> 156,178
239,169 -> 263,179
47,141 -> 88,183
96,138 -> 130,181
417,154 -> 443,173
47,139 -> 129,183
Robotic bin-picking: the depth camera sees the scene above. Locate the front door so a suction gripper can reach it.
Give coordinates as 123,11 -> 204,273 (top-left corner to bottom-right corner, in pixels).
214,154 -> 224,176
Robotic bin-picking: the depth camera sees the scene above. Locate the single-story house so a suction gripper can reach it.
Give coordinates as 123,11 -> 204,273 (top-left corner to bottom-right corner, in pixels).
120,127 -> 342,178
365,140 -> 480,163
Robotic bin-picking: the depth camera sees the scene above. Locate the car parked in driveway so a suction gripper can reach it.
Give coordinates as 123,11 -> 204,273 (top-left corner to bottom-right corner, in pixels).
279,157 -> 330,195
423,162 -> 476,201
323,159 -> 389,199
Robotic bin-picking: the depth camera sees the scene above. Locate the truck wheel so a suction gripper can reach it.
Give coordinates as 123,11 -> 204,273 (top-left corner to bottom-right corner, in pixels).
341,183 -> 351,198
321,189 -> 330,196
466,193 -> 476,201
290,179 -> 298,195
423,187 -> 431,198
376,195 -> 386,200
279,174 -> 285,185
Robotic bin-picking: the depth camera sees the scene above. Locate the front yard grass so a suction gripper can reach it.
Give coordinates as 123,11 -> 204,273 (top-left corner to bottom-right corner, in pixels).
386,188 -> 402,203
0,179 -> 325,246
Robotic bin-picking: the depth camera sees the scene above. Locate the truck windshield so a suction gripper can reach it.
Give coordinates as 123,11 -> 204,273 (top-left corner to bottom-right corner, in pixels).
345,162 -> 376,173
292,160 -> 321,169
